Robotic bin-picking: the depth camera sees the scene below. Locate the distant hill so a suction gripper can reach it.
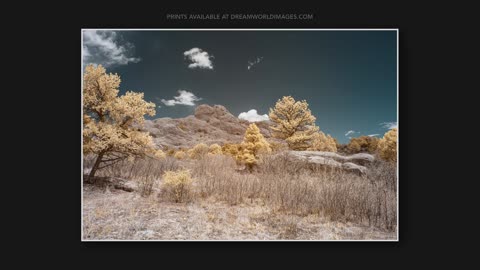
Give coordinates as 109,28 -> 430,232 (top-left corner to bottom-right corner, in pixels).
142,104 -> 273,149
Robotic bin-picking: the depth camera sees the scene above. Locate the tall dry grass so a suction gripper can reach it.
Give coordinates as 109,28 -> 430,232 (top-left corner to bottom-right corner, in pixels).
84,155 -> 180,196
84,151 -> 397,231
189,153 -> 396,231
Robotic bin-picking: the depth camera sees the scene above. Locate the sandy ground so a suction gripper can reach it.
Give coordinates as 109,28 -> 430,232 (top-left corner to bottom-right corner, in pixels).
82,186 -> 396,241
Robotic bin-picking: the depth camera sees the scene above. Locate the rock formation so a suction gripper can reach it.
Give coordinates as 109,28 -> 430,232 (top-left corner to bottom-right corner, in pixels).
285,151 -> 374,175
142,104 -> 272,149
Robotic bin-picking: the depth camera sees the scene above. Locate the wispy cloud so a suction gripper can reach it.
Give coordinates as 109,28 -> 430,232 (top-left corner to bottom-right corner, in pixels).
83,30 -> 140,68
368,134 -> 380,137
247,57 -> 263,70
238,109 -> 269,122
160,90 -> 202,106
381,122 -> 398,129
184,48 -> 214,69
345,130 -> 356,137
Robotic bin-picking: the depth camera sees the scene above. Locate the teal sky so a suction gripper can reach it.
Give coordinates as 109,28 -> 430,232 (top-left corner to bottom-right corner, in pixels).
83,30 -> 397,144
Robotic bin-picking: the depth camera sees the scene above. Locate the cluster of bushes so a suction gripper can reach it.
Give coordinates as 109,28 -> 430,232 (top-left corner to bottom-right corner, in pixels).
161,143 -> 226,160
340,128 -> 397,163
163,96 -> 343,169
378,128 -> 397,162
346,136 -> 380,154
160,124 -> 272,170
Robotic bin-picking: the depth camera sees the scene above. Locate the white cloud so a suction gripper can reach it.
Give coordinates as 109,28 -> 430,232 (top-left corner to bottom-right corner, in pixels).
247,57 -> 263,70
83,30 -> 140,68
368,134 -> 380,137
238,109 -> 269,122
345,130 -> 356,137
381,122 -> 398,129
184,48 -> 213,69
160,90 -> 202,106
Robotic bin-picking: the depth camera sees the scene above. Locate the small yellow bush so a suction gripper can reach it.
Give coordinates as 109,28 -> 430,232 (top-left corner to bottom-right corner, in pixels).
165,148 -> 175,157
174,150 -> 186,160
153,149 -> 166,159
208,144 -> 223,155
378,128 -> 397,162
188,143 -> 209,159
161,169 -> 194,203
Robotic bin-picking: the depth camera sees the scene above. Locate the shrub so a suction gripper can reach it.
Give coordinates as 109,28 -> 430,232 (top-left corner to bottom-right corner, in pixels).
378,128 -> 397,162
153,149 -> 166,159
347,136 -> 379,154
119,158 -> 179,197
348,140 -> 361,153
222,143 -> 241,156
166,149 -> 175,157
139,171 -> 156,197
188,143 -> 209,159
174,150 -> 186,160
161,169 -> 195,203
208,144 -> 223,155
307,132 -> 337,152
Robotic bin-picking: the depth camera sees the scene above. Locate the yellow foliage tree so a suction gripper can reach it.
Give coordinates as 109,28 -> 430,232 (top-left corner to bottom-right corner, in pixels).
269,96 -> 318,150
222,143 -> 241,156
83,64 -> 156,180
333,138 -> 341,149
236,123 -> 271,170
347,136 -> 380,154
307,132 -> 337,152
378,128 -> 397,162
348,140 -> 361,153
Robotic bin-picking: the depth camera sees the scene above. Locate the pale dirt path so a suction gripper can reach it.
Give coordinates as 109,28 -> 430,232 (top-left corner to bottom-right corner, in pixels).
82,186 -> 396,240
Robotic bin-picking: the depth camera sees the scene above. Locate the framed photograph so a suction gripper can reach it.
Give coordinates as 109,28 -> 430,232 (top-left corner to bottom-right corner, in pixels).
82,29 -> 398,241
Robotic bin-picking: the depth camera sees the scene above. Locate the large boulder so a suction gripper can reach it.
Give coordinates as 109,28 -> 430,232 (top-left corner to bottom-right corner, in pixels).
289,151 -> 374,166
286,151 -> 374,175
342,162 -> 367,176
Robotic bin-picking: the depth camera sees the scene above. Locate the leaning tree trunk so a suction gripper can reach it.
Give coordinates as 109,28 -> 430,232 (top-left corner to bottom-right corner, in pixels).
88,151 -> 105,182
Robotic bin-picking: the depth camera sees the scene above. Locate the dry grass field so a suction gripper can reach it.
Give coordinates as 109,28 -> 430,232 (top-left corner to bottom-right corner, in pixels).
83,153 -> 397,240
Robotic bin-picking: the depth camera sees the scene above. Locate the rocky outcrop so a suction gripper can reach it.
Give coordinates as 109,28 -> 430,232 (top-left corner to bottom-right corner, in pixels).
286,151 -> 374,175
142,104 -> 272,149
84,175 -> 136,192
289,151 -> 374,166
341,162 -> 367,176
